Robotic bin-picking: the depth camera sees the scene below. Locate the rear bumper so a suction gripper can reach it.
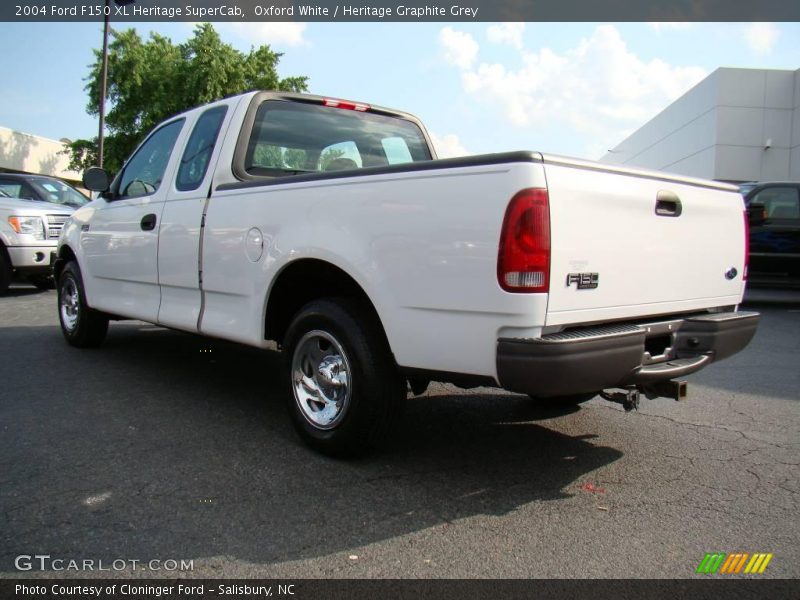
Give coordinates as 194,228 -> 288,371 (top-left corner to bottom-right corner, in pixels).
496,311 -> 759,398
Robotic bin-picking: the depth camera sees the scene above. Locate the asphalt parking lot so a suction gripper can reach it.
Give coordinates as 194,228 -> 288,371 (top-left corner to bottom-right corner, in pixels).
1,287 -> 798,579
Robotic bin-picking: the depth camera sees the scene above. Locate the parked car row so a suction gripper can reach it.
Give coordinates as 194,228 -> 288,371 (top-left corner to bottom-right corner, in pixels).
740,181 -> 800,289
0,173 -> 89,294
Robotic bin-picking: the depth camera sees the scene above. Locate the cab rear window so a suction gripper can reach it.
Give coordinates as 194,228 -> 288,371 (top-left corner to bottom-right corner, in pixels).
244,100 -> 431,177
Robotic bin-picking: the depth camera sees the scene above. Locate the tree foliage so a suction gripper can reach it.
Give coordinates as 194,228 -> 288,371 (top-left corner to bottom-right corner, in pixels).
66,23 -> 308,174
319,148 -> 346,170
249,145 -> 345,172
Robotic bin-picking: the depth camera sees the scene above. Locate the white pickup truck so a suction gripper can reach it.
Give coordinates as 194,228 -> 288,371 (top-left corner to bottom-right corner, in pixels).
56,92 -> 758,455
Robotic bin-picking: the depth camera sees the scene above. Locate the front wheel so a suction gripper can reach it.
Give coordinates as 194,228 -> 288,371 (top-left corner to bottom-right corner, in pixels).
283,297 -> 405,456
58,261 -> 108,348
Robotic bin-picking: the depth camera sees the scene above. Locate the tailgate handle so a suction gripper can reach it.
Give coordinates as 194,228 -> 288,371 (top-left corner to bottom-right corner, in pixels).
655,191 -> 682,217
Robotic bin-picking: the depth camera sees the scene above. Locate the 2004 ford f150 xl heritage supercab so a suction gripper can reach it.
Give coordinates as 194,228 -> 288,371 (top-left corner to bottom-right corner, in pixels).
56,92 -> 759,455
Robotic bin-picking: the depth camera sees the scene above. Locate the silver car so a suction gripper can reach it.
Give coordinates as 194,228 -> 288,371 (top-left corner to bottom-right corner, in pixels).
0,174 -> 88,293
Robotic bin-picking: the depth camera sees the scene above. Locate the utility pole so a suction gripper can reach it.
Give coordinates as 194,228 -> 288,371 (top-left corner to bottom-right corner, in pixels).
98,0 -> 110,168
98,0 -> 135,168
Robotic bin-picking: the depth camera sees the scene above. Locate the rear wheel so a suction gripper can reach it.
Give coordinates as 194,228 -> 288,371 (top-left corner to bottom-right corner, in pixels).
283,297 -> 405,456
58,261 -> 108,348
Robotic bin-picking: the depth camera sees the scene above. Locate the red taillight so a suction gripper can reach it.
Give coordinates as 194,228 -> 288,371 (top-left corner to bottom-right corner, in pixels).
743,209 -> 749,281
322,98 -> 370,112
498,188 -> 551,293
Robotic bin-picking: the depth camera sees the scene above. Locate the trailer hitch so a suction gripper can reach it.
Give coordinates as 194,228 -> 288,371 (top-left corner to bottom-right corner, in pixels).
600,388 -> 640,412
601,379 -> 689,411
639,380 -> 688,401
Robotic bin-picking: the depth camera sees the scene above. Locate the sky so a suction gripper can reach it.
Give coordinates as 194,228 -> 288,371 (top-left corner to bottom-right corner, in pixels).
0,21 -> 798,161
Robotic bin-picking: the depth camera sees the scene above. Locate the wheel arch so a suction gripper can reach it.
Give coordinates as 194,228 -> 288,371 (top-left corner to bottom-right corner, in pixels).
53,244 -> 78,283
264,258 -> 392,353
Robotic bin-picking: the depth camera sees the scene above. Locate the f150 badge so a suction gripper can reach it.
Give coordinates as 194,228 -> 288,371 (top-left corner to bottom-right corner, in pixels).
566,273 -> 599,289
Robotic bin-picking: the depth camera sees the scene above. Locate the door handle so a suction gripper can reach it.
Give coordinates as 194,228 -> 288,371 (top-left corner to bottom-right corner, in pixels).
655,191 -> 682,217
140,213 -> 157,231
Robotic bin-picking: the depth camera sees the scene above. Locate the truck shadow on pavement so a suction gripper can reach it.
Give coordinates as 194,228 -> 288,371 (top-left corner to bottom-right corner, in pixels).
1,323 -> 622,571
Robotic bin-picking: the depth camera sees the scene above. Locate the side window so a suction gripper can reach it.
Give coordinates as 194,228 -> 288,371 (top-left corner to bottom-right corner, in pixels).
752,187 -> 800,220
117,119 -> 184,199
0,180 -> 38,200
176,106 -> 227,192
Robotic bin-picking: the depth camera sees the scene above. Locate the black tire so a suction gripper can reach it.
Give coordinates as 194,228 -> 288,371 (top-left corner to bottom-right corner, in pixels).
283,297 -> 405,457
57,261 -> 109,348
0,247 -> 11,295
30,275 -> 55,290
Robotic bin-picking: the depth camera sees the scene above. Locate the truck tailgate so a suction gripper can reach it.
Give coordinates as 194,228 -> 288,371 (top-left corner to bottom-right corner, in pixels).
542,155 -> 746,327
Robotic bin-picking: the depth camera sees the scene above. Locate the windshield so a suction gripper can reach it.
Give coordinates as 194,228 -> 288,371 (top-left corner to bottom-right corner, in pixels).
30,178 -> 90,208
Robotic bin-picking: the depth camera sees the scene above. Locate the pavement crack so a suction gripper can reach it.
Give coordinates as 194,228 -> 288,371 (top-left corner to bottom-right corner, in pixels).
592,403 -> 797,451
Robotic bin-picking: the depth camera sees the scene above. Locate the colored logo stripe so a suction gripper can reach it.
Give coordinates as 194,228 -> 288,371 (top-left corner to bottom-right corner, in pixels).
697,553 -> 726,574
697,552 -> 773,574
744,553 -> 773,574
720,553 -> 749,573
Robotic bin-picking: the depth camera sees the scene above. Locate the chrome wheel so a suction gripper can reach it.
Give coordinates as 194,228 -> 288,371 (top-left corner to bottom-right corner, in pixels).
291,330 -> 352,430
60,277 -> 80,332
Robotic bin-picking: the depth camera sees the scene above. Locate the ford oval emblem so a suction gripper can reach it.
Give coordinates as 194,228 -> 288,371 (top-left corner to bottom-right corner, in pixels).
725,267 -> 738,280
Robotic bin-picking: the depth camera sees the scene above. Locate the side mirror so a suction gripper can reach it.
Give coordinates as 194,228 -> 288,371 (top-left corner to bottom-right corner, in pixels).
747,203 -> 766,226
82,167 -> 111,193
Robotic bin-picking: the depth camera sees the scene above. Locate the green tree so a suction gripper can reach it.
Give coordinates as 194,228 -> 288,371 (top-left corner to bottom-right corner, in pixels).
319,147 -> 345,170
249,145 -> 308,171
283,148 -> 307,170
66,23 -> 308,174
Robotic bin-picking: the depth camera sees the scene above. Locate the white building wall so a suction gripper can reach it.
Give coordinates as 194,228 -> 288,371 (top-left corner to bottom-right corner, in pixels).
0,126 -> 82,183
600,70 -> 719,177
602,68 -> 800,183
792,70 -> 800,179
